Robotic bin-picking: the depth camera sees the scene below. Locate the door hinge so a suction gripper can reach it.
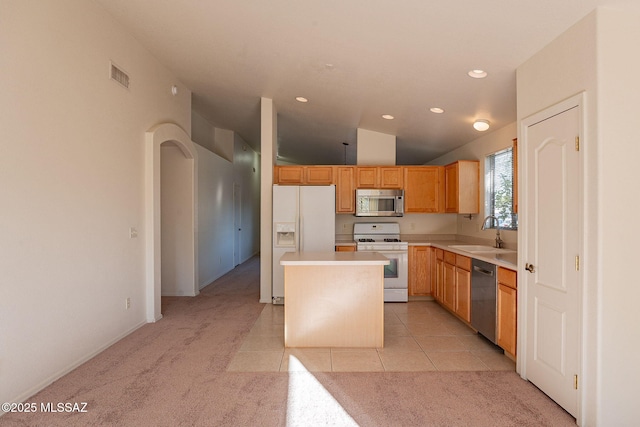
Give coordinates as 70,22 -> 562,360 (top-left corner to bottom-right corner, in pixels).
575,255 -> 580,271
575,136 -> 580,151
574,374 -> 579,390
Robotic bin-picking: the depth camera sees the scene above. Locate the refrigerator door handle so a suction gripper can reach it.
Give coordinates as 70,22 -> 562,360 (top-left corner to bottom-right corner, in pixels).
299,215 -> 303,251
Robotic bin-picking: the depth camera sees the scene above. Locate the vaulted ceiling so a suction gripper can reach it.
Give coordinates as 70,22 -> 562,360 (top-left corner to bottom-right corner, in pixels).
97,0 -> 636,164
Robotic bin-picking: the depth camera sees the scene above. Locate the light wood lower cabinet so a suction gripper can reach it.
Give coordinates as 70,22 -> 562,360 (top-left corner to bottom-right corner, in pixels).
409,246 -> 431,296
433,249 -> 444,303
439,250 -> 471,323
497,267 -> 517,357
442,260 -> 456,310
454,255 -> 471,323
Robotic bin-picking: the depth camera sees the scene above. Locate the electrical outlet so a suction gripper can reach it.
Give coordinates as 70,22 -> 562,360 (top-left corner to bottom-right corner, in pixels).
410,223 -> 415,231
125,297 -> 131,310
342,223 -> 349,231
129,227 -> 138,238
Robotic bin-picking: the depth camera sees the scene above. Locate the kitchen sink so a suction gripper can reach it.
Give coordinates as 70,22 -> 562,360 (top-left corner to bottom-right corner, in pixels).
448,244 -> 516,254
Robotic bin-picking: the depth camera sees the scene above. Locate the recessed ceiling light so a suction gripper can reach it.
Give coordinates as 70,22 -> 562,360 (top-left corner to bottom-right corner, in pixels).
295,96 -> 308,103
430,107 -> 445,114
473,119 -> 491,131
468,69 -> 488,79
382,114 -> 394,120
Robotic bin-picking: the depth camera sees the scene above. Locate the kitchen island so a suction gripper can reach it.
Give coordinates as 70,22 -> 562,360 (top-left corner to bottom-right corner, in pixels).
280,251 -> 389,348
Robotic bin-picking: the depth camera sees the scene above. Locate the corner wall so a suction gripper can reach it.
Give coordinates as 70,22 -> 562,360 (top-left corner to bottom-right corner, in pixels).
427,123 -> 518,247
0,0 -> 190,404
517,7 -> 640,424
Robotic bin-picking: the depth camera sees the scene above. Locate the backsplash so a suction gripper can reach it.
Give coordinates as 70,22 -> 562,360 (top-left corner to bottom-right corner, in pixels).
335,213 -> 457,236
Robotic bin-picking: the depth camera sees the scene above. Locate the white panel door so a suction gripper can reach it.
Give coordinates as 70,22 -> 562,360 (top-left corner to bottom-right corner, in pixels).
299,186 -> 335,252
524,106 -> 580,417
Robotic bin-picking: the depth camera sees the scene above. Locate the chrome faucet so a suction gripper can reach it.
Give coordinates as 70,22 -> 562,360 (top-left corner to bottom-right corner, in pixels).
481,215 -> 504,248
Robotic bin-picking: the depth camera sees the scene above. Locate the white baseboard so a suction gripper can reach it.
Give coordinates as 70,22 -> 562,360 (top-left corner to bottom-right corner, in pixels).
5,320 -> 147,408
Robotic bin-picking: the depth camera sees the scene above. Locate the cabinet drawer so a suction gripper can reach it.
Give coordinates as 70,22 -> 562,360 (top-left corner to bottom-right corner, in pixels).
456,254 -> 471,270
444,251 -> 456,265
435,248 -> 444,260
498,267 -> 517,289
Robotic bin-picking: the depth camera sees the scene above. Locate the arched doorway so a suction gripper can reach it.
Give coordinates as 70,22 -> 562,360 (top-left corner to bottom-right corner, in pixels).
145,123 -> 198,322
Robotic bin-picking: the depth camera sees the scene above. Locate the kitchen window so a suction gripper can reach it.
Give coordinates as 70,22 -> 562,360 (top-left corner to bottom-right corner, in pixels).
485,147 -> 517,230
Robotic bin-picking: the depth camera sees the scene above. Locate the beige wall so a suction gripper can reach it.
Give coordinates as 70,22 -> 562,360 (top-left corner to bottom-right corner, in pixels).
357,128 -> 396,165
517,7 -> 640,424
260,98 -> 277,303
0,0 -> 191,404
161,143 -> 196,296
593,7 -> 640,424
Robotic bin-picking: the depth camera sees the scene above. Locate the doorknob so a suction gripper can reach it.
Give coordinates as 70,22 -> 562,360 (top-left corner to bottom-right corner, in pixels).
525,263 -> 535,273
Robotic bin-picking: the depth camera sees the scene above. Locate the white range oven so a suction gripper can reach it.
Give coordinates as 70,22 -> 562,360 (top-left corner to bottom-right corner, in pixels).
354,222 -> 408,302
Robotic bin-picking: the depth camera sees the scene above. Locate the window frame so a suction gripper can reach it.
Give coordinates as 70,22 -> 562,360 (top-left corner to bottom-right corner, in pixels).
484,147 -> 518,231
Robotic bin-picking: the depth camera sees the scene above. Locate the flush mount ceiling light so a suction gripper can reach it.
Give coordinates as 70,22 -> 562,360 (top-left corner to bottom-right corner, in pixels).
382,114 -> 394,120
295,96 -> 308,103
468,69 -> 488,79
473,119 -> 491,131
430,107 -> 445,114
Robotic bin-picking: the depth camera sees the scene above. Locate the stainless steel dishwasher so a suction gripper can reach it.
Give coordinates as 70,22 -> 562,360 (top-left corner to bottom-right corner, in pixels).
471,258 -> 497,343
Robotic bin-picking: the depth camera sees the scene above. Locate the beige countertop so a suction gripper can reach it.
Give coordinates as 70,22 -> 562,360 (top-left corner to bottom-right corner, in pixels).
280,251 -> 390,266
334,234 -> 518,269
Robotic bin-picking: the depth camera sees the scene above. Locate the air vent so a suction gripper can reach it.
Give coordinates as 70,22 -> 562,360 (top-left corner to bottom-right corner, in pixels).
110,62 -> 130,89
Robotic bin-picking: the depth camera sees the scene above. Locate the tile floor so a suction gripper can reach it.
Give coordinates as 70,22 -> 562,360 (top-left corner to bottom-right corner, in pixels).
227,300 -> 516,373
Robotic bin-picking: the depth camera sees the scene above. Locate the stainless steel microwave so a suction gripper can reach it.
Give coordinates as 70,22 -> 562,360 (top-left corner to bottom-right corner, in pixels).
355,189 -> 404,217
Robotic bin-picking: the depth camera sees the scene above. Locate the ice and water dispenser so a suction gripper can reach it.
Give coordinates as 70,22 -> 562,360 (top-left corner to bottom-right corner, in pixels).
274,222 -> 297,248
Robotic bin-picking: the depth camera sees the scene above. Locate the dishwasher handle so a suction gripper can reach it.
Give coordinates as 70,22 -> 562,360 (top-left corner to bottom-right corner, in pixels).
473,265 -> 495,276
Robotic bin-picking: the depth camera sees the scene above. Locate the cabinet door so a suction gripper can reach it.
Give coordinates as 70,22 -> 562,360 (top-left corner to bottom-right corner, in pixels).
444,163 -> 459,213
275,166 -> 305,184
356,167 -> 378,188
498,283 -> 517,357
404,166 -> 443,213
379,167 -> 403,188
455,267 -> 471,322
435,257 -> 444,303
335,167 -> 355,213
444,161 -> 479,214
443,261 -> 456,310
306,166 -> 333,184
409,246 -> 431,296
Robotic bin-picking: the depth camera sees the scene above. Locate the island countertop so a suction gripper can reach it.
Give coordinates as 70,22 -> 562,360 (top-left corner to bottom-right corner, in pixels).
280,251 -> 390,266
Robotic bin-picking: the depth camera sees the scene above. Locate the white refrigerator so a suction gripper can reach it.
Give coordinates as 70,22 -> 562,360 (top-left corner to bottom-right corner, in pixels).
272,185 -> 335,303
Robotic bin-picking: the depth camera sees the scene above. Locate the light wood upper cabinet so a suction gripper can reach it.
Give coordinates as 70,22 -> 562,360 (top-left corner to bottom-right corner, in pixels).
355,166 -> 403,188
379,167 -> 403,188
497,266 -> 517,357
274,166 -> 333,185
404,166 -> 444,213
444,160 -> 479,214
408,245 -> 431,296
306,166 -> 334,184
274,165 -> 305,184
335,166 -> 355,214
